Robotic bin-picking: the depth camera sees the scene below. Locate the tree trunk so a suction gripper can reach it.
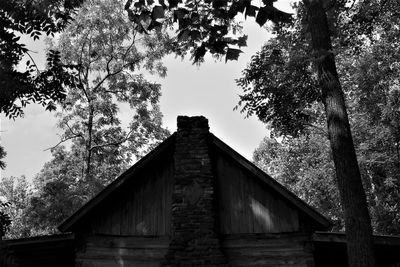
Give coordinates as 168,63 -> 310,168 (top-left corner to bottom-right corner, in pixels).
302,0 -> 376,266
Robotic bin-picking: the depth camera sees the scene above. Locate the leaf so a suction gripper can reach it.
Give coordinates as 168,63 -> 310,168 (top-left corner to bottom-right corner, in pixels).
226,48 -> 242,62
174,8 -> 188,22
147,20 -> 162,31
228,3 -> 239,19
177,29 -> 190,42
256,6 -> 272,26
46,102 -> 57,112
213,0 -> 227,9
245,5 -> 258,18
237,35 -> 248,47
152,6 -> 165,20
190,30 -> 201,40
194,43 -> 206,62
210,41 -> 225,54
256,5 -> 292,26
262,0 -> 276,6
168,0 -> 179,8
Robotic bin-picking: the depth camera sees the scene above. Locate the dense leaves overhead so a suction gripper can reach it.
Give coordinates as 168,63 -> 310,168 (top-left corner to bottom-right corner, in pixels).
236,40 -> 320,137
0,0 -> 83,118
125,0 -> 291,62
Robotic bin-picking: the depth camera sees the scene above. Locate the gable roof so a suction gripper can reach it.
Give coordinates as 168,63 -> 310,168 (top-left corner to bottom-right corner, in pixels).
58,133 -> 176,232
59,132 -> 331,232
211,134 -> 332,229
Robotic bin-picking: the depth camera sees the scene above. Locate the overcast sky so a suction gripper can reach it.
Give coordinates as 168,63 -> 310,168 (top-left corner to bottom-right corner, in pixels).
0,2 -> 293,181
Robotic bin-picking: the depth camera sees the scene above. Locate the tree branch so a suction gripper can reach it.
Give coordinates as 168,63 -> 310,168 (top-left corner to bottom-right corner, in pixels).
44,135 -> 80,151
90,128 -> 135,151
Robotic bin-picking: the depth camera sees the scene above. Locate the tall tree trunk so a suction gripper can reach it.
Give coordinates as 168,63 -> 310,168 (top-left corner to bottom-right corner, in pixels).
302,0 -> 376,266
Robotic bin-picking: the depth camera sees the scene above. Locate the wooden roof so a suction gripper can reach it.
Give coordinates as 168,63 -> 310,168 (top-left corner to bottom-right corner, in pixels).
58,133 -> 176,232
59,132 -> 331,232
3,233 -> 74,247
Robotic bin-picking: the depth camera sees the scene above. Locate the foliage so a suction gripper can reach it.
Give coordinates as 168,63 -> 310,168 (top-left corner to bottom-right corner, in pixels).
0,176 -> 31,238
253,132 -> 343,230
125,0 -> 291,62
0,0 -> 83,118
28,149 -> 87,234
250,0 -> 400,235
0,145 -> 6,170
236,38 -> 319,137
0,201 -> 11,238
23,0 -> 171,235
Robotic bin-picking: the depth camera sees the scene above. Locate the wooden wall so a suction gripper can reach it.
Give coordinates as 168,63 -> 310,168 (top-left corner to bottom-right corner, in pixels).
75,235 -> 169,267
222,233 -> 314,267
0,234 -> 75,267
74,149 -> 174,267
214,149 -> 300,234
83,151 -> 174,236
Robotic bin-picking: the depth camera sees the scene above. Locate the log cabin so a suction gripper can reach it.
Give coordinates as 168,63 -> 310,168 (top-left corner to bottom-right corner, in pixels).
1,116 -> 400,267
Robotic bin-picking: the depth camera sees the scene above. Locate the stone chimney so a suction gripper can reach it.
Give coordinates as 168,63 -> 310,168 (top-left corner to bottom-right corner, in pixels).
164,116 -> 226,266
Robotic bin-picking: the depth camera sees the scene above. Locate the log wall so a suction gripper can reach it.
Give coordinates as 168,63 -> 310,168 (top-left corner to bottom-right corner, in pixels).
75,235 -> 169,267
0,234 -> 74,267
222,233 -> 314,267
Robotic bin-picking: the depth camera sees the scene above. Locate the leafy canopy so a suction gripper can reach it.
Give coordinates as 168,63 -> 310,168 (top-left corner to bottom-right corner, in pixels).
125,0 -> 291,62
0,0 -> 83,118
20,0 -> 171,235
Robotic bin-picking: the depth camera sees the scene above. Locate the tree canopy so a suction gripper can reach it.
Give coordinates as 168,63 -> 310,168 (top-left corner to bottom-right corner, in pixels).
12,0 -> 171,235
0,0 -> 83,118
243,0 -> 400,248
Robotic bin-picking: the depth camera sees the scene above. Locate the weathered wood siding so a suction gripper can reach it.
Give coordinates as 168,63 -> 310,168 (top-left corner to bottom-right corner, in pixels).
222,233 -> 314,267
85,152 -> 174,236
214,149 -> 300,234
0,234 -> 75,267
75,235 -> 169,267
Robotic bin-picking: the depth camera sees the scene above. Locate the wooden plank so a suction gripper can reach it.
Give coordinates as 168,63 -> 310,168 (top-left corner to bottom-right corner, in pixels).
59,134 -> 176,232
222,233 -> 314,267
212,134 -> 331,230
83,154 -> 174,236
216,150 -> 301,234
77,259 -> 162,267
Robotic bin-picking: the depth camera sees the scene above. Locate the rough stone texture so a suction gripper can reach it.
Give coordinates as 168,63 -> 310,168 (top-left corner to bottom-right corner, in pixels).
163,116 -> 227,266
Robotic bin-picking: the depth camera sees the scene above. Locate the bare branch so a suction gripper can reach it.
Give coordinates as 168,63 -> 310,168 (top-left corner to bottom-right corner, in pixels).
44,135 -> 80,151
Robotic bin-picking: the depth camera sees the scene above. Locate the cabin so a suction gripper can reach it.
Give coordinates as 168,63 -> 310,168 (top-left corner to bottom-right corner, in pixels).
1,116 -> 400,267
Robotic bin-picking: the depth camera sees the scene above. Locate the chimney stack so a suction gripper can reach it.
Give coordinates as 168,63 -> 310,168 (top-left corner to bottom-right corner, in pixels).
164,116 -> 226,266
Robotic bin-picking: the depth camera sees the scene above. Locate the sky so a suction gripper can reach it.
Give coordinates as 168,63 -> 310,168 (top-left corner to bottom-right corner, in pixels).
0,1 -> 293,181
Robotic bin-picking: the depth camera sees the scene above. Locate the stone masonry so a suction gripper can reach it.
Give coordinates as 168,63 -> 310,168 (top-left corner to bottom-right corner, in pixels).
163,116 -> 227,266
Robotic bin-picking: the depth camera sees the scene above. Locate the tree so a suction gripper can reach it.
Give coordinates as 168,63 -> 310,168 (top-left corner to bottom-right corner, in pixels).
49,0 -> 170,193
0,176 -> 31,238
0,201 -> 11,239
253,133 -> 343,230
124,0 -> 384,265
238,1 -> 400,264
0,0 -> 84,118
24,0 -> 171,234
